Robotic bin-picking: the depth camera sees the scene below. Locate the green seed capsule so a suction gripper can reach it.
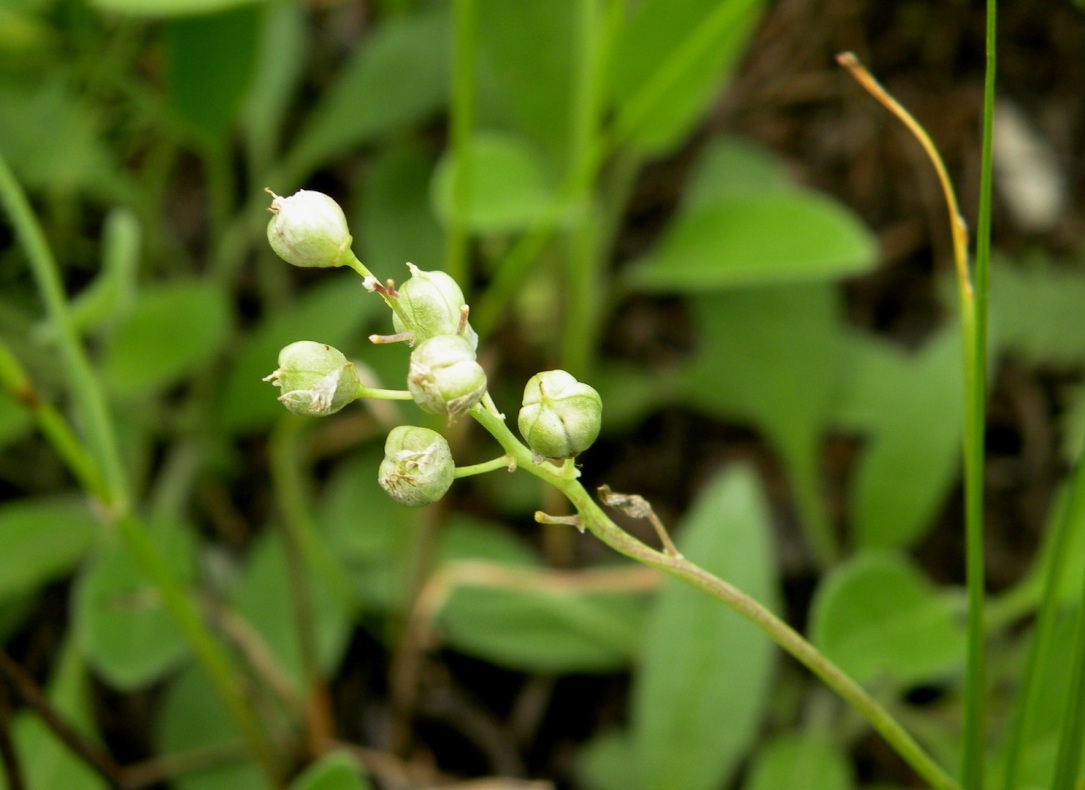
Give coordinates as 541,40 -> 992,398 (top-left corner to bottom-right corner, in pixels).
263,341 -> 360,416
266,189 -> 352,268
518,370 -> 602,460
407,334 -> 487,418
378,426 -> 456,507
391,263 -> 478,348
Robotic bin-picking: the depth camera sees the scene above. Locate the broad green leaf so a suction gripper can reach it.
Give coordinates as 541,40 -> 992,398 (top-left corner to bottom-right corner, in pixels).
809,552 -> 965,687
626,193 -> 877,291
680,285 -> 845,440
678,285 -> 846,562
73,519 -> 194,689
165,5 -> 261,139
102,278 -> 231,397
0,496 -> 99,603
290,751 -> 370,790
13,638 -> 106,790
431,132 -> 558,233
232,529 -> 352,689
608,0 -> 765,154
286,5 -> 450,176
89,0 -> 264,16
744,733 -> 854,790
0,76 -> 116,195
157,665 -> 264,790
473,0 -> 575,164
633,466 -> 780,790
577,729 -> 641,790
356,142 -> 443,271
216,273 -> 379,433
683,136 -> 791,207
834,329 -> 963,549
436,565 -> 646,672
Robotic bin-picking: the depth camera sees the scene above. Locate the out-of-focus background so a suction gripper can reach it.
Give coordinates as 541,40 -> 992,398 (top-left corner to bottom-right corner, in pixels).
2,0 -> 1085,788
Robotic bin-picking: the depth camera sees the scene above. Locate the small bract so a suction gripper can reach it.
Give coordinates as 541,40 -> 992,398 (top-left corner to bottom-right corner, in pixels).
518,370 -> 602,460
263,340 -> 360,416
392,263 -> 479,348
266,189 -> 352,268
407,334 -> 487,418
378,425 -> 456,507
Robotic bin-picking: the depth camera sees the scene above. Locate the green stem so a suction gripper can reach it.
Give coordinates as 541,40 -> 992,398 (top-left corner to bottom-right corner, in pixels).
445,0 -> 476,288
0,154 -> 130,515
0,153 -> 283,786
1001,458 -> 1085,788
468,400 -> 959,790
0,338 -> 107,502
454,455 -> 514,478
1052,569 -> 1085,788
962,0 -> 996,783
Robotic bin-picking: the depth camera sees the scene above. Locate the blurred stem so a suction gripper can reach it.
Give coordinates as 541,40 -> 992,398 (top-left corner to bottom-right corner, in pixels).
268,418 -> 336,756
0,153 -> 130,513
562,0 -> 606,378
1001,458 -> 1085,788
0,153 -> 284,786
0,339 -> 107,502
1052,567 -> 1085,788
469,397 -> 959,790
445,0 -> 476,288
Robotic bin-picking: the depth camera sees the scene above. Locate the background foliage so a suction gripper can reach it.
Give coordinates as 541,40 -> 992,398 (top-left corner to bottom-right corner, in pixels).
1,0 -> 1085,788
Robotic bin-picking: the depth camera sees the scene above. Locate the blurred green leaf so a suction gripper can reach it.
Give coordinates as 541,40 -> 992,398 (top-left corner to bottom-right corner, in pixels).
473,0 -> 575,165
286,5 -> 450,177
683,136 -> 791,206
289,751 -> 370,790
0,496 -> 99,603
232,529 -> 352,689
431,131 -> 558,233
609,0 -> 765,154
0,76 -> 115,195
102,278 -> 231,397
988,257 -> 1085,367
165,5 -> 261,140
627,193 -> 877,291
157,665 -> 264,790
13,638 -> 107,790
632,466 -> 780,790
577,729 -> 640,790
356,142 -> 443,270
744,733 -> 855,790
73,519 -> 194,689
834,329 -> 962,550
437,565 -> 646,673
809,552 -> 965,687
680,283 -> 845,461
217,273 -> 379,433
89,0 -> 265,17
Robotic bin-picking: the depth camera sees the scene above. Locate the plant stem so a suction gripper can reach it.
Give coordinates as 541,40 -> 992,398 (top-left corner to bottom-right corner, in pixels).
468,400 -> 959,790
0,153 -> 284,786
445,0 -> 476,288
0,154 -> 130,515
454,454 -> 514,478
